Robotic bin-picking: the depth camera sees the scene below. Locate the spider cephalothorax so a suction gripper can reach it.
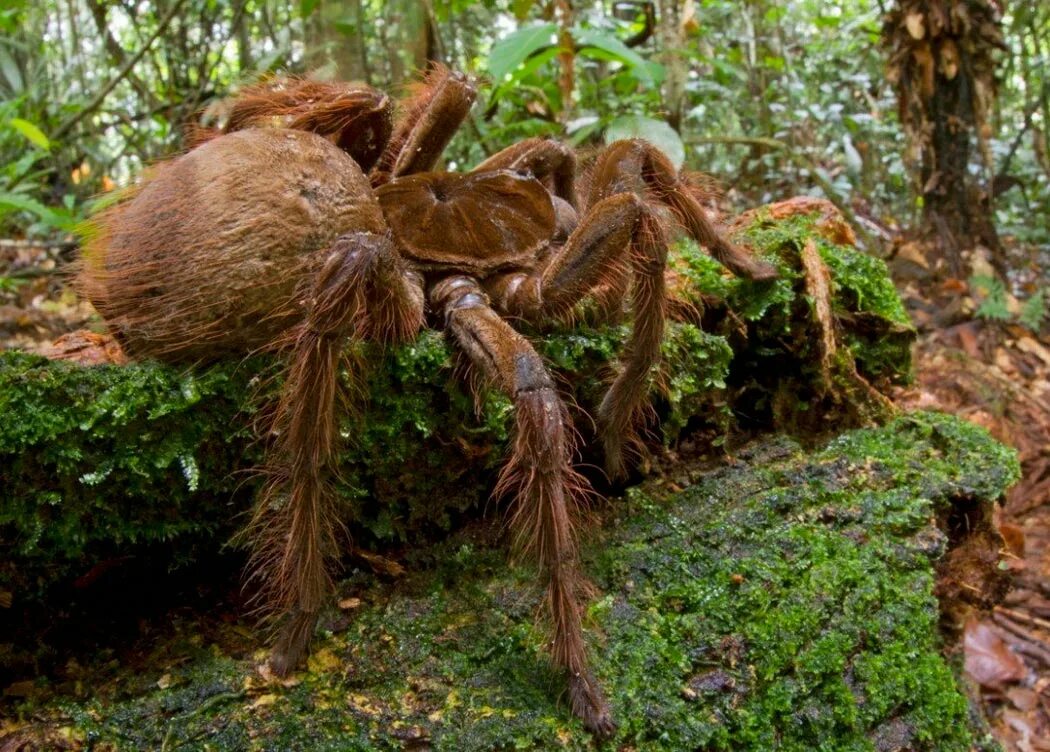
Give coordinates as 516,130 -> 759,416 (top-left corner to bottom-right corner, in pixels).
78,66 -> 775,736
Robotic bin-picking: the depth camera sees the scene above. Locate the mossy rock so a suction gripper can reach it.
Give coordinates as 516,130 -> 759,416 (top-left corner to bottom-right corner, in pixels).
0,200 -> 912,628
1,413 -> 1018,750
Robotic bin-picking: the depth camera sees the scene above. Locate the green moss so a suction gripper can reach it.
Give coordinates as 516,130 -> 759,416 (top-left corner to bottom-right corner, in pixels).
12,412 -> 1016,750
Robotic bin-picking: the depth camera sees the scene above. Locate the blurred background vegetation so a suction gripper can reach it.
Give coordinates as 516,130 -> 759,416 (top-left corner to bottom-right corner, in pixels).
0,0 -> 1046,306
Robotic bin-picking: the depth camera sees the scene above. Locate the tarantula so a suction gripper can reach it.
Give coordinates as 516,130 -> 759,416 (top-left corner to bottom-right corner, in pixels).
78,66 -> 775,735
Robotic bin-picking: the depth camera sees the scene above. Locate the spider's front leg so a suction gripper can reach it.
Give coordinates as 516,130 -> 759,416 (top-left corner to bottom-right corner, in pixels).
371,65 -> 477,183
431,276 -> 616,738
590,139 -> 778,281
251,232 -> 424,676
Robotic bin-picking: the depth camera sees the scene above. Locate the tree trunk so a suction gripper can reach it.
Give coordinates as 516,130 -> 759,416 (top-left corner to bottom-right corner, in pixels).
656,0 -> 687,132
884,0 -> 1006,277
304,0 -> 367,81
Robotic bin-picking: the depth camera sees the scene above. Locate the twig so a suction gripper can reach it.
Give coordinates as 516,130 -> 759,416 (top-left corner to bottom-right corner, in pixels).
52,0 -> 189,142
995,605 -> 1050,632
686,135 -> 882,256
159,690 -> 245,752
993,613 -> 1050,667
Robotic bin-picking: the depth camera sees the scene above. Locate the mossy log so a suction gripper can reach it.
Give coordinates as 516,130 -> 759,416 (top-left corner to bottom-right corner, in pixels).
0,413 -> 1019,750
0,199 -> 913,615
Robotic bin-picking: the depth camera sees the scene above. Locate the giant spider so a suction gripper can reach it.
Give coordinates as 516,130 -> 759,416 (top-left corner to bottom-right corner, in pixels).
78,66 -> 776,735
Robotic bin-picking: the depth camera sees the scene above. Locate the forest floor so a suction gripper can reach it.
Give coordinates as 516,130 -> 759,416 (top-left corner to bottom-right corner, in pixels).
2,228 -> 1050,750
890,236 -> 1050,751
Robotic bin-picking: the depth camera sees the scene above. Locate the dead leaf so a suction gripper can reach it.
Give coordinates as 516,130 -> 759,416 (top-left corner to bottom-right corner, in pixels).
905,12 -> 926,40
250,693 -> 277,709
964,619 -> 1027,689
999,522 -> 1026,559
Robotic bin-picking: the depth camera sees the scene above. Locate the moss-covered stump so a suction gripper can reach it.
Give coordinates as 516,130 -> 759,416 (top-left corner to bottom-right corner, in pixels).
0,413 -> 1018,751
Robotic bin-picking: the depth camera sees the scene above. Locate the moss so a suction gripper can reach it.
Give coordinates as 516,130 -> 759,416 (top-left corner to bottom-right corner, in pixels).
6,412 -> 1016,750
672,210 -> 915,389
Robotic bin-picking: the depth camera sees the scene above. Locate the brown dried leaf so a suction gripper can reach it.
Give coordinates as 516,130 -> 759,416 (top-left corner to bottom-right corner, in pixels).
999,522 -> 1026,559
939,39 -> 960,80
964,619 -> 1027,689
905,12 -> 926,40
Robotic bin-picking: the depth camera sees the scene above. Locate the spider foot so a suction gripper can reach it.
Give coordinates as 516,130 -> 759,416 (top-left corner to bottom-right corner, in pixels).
569,669 -> 617,739
268,609 -> 318,677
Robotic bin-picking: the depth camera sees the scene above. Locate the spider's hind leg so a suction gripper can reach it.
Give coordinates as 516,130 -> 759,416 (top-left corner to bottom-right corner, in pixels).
433,276 -> 615,738
252,232 -> 424,676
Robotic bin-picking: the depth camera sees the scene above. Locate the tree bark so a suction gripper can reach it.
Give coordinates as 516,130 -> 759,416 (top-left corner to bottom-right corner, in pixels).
656,0 -> 687,132
884,0 -> 1006,277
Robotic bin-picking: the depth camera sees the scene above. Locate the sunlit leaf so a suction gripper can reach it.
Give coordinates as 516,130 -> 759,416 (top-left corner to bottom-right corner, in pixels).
605,115 -> 685,168
487,23 -> 557,84
9,117 -> 48,150
573,28 -> 652,83
0,47 -> 23,93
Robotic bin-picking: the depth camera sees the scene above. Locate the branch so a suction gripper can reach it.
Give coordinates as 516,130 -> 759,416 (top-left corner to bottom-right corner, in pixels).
52,0 -> 188,142
687,135 -> 883,255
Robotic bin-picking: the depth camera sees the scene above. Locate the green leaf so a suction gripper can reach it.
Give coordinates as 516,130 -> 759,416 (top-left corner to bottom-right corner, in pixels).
1019,289 -> 1047,331
487,23 -> 557,84
299,0 -> 319,19
510,0 -> 535,21
573,28 -> 652,83
0,47 -> 23,93
0,191 -> 76,232
334,16 -> 357,36
9,117 -> 49,150
605,115 -> 685,169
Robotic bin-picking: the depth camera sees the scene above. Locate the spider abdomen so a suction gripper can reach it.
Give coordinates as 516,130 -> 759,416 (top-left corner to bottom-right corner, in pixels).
79,129 -> 385,361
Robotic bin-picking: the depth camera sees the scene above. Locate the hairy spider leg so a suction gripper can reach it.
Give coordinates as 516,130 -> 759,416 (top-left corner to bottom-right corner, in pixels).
372,65 -> 477,183
484,191 -> 666,480
431,275 -> 616,739
249,231 -> 424,676
589,139 -> 778,281
208,80 -> 394,172
472,137 -> 579,209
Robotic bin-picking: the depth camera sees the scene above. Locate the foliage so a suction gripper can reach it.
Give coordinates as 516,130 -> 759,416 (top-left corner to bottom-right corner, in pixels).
0,0 -> 1041,257
4,412 -> 1019,750
972,274 -> 1013,322
972,274 -> 1047,331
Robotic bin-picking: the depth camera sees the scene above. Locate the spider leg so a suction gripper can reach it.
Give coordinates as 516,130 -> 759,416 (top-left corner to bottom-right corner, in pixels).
486,193 -> 664,480
214,80 -> 393,172
372,65 -> 477,183
252,231 -> 424,676
472,138 -> 579,208
590,139 -> 778,281
431,276 -> 615,738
